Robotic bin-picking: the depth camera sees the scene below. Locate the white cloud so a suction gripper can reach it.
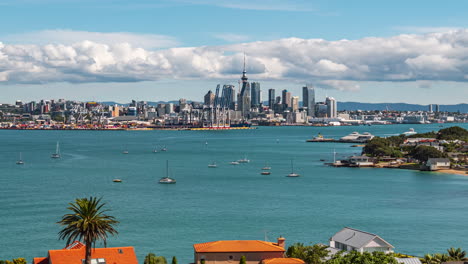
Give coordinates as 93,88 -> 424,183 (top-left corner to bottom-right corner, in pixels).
2,29 -> 468,91
3,30 -> 179,50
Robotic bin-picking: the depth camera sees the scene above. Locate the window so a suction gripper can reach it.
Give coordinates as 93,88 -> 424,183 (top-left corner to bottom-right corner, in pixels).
229,256 -> 234,260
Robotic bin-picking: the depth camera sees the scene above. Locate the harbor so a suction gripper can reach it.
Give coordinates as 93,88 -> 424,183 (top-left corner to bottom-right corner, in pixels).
1,124 -> 468,262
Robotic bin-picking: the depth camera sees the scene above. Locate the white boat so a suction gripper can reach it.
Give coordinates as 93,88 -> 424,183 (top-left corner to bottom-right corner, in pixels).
402,128 -> 417,136
122,150 -> 129,154
261,171 -> 271,175
16,152 -> 24,165
230,161 -> 240,165
287,160 -> 300,177
262,162 -> 271,170
113,179 -> 122,183
238,156 -> 250,163
51,142 -> 61,159
159,160 -> 176,184
208,162 -> 217,168
339,132 -> 374,143
161,146 -> 168,152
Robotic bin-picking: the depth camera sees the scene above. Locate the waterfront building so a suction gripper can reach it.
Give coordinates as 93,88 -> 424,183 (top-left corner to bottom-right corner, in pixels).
315,102 -> 328,118
251,82 -> 261,108
128,106 -> 137,116
204,90 -> 215,107
326,97 -> 337,118
329,227 -> 394,254
166,103 -> 174,114
238,56 -> 251,118
425,158 -> 451,171
302,86 -> 315,117
268,89 -> 275,108
33,241 -> 138,264
282,90 -> 291,109
193,237 -> 287,264
291,96 -> 299,112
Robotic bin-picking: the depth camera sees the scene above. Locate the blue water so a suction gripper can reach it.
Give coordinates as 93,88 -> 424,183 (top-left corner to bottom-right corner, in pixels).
1,124 -> 468,263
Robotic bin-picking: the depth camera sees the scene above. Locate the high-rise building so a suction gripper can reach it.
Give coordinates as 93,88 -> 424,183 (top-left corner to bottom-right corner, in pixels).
326,97 -> 337,118
428,104 -> 433,112
435,104 -> 440,112
282,89 -> 291,108
268,89 -> 275,107
291,96 -> 299,112
251,82 -> 261,108
204,90 -> 215,106
238,55 -> 251,118
220,85 -> 236,109
302,86 -> 315,117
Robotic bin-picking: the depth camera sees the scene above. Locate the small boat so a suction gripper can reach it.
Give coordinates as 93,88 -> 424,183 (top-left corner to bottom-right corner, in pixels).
261,171 -> 271,175
306,133 -> 335,142
122,150 -> 129,154
159,160 -> 176,184
238,156 -> 250,163
402,128 -> 417,136
113,179 -> 122,183
160,146 -> 168,152
153,149 -> 158,153
287,160 -> 300,177
16,152 -> 24,165
230,161 -> 240,165
319,159 -> 326,162
51,142 -> 61,159
262,162 -> 271,170
208,161 -> 217,168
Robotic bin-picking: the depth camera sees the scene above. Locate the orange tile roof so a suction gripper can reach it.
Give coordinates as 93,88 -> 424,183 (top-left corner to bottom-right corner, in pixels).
33,242 -> 138,264
194,240 -> 285,253
262,258 -> 305,264
33,257 -> 48,264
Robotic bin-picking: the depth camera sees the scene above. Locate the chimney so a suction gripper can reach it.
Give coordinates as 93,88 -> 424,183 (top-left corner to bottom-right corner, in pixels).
277,236 -> 286,248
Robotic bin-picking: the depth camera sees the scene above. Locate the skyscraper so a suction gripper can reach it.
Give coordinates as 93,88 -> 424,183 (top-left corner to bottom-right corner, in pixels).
251,82 -> 261,108
291,96 -> 299,111
326,97 -> 337,118
221,85 -> 236,109
204,90 -> 215,106
282,89 -> 291,109
302,86 -> 315,117
238,55 -> 251,118
268,89 -> 275,107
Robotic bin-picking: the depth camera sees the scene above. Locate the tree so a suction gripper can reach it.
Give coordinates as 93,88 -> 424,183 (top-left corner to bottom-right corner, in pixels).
447,247 -> 466,260
326,251 -> 398,264
57,196 -> 119,264
410,145 -> 447,162
172,256 -> 178,264
144,253 -> 167,264
286,243 -> 329,264
240,255 -> 246,264
437,126 -> 468,141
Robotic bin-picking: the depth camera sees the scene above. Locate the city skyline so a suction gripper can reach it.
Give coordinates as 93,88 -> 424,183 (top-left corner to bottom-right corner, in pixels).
0,1 -> 468,104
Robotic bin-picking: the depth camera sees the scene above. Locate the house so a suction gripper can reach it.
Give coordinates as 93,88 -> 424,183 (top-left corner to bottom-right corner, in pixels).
262,258 -> 305,264
426,158 -> 451,171
193,237 -> 288,264
348,156 -> 374,167
32,241 -> 138,264
329,227 -> 394,254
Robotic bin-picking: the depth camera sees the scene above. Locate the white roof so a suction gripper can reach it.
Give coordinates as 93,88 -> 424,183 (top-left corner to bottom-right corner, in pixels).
331,227 -> 394,249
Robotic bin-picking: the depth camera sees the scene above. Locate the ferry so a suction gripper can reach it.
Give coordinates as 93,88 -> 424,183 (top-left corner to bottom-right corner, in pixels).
402,128 -> 417,136
339,132 -> 374,143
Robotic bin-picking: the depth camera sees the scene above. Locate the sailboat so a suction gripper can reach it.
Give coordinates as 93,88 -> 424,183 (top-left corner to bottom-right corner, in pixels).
51,142 -> 61,159
16,152 -> 24,165
262,162 -> 271,170
159,160 -> 176,184
208,161 -> 217,168
238,155 -> 250,163
287,160 -> 300,177
160,146 -> 168,152
122,145 -> 129,154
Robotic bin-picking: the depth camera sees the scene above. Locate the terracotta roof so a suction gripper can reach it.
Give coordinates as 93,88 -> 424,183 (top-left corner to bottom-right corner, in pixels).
263,258 -> 305,264
33,257 -> 48,264
194,240 -> 285,253
33,242 -> 138,264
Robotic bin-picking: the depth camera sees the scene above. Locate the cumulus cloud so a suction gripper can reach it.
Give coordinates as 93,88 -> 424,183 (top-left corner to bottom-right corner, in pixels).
2,29 -> 468,91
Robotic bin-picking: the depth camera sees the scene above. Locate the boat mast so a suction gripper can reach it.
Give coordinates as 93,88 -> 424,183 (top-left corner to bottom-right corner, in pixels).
166,160 -> 169,178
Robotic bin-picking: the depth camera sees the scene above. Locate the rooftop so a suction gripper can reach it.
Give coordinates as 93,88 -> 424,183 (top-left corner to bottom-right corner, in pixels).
331,227 -> 394,249
194,240 -> 285,253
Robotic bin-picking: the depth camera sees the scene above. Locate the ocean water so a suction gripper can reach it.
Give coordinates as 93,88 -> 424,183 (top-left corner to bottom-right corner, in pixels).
1,124 -> 468,263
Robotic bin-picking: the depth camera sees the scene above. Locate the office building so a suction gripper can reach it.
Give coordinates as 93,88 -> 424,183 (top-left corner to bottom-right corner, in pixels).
302,86 -> 315,117
222,85 -> 236,109
268,89 -> 275,107
204,90 -> 215,107
291,96 -> 299,112
251,82 -> 261,108
326,97 -> 337,118
282,89 -> 291,109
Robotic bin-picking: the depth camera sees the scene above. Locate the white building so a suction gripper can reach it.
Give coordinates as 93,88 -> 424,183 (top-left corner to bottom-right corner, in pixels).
425,158 -> 451,171
329,227 -> 394,254
326,97 -> 337,118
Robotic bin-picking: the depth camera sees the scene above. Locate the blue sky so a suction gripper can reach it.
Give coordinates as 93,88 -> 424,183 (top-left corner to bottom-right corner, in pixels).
0,0 -> 467,104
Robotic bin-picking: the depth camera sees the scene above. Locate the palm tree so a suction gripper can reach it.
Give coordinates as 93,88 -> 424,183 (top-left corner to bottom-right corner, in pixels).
57,196 -> 119,264
447,247 -> 467,260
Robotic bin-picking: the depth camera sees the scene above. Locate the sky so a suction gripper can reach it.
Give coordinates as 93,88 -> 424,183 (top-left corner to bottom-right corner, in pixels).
0,0 -> 467,104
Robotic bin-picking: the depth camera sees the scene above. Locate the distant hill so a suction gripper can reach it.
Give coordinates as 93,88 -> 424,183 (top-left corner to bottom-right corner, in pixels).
337,102 -> 468,113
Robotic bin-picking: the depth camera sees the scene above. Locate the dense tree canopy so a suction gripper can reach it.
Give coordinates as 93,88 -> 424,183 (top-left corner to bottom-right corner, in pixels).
326,251 -> 398,264
410,145 -> 447,162
286,243 -> 329,264
363,136 -> 403,158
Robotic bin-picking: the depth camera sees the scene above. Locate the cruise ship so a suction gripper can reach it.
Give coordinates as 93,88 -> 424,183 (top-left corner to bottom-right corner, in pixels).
339,132 -> 375,143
